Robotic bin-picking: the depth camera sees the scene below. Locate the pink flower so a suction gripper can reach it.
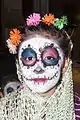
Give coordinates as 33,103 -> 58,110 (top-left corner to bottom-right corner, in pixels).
26,13 -> 41,26
20,84 -> 24,89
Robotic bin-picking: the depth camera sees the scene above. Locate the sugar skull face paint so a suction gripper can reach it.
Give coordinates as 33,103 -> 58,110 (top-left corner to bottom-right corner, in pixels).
18,35 -> 64,93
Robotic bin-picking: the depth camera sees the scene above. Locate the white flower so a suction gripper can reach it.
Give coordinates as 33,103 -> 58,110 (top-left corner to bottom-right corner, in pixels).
6,39 -> 17,54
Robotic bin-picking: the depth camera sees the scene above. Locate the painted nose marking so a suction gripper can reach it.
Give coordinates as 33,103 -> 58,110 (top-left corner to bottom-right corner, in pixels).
34,66 -> 44,74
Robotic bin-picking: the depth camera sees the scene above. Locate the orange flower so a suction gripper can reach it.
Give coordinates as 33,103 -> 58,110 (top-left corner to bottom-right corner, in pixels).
42,14 -> 54,26
10,29 -> 21,46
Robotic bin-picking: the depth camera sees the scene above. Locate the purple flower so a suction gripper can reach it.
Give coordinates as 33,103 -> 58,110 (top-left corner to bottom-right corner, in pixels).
26,13 -> 41,26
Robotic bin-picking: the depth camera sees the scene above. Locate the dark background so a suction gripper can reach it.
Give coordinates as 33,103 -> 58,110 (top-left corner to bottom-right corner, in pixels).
0,0 -> 80,86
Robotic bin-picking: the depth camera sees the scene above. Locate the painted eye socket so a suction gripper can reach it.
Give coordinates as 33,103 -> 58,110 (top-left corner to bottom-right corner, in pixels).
21,48 -> 37,66
42,47 -> 59,66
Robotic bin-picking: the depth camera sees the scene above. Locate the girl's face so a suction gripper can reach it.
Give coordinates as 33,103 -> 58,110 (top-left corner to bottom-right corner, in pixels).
18,35 -> 64,93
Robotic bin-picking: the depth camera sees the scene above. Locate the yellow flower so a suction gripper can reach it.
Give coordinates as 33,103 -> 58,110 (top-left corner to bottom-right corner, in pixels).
42,14 -> 54,26
10,29 -> 21,46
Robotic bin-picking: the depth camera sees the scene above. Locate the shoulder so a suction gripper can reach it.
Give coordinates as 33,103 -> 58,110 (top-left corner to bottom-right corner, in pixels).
0,87 -> 32,106
0,88 -> 23,106
74,92 -> 80,119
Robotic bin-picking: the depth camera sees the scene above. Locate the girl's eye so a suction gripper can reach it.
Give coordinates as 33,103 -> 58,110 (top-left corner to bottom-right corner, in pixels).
45,56 -> 54,60
42,47 -> 59,66
26,56 -> 33,61
21,48 -> 37,66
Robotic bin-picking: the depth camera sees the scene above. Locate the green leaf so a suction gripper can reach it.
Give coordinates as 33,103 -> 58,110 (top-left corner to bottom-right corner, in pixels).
53,16 -> 68,29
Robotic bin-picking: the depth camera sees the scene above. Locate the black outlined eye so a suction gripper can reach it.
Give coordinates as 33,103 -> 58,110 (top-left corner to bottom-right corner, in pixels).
26,56 -> 33,61
21,48 -> 37,66
42,47 -> 59,66
45,56 -> 54,60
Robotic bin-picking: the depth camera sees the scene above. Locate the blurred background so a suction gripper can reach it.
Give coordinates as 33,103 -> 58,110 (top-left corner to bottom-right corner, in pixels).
0,0 -> 80,96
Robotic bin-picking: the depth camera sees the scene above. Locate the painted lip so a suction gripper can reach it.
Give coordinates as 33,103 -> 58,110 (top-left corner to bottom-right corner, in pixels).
32,78 -> 48,83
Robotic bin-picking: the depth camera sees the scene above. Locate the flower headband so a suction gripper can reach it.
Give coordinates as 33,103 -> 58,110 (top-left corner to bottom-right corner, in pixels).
6,13 -> 68,54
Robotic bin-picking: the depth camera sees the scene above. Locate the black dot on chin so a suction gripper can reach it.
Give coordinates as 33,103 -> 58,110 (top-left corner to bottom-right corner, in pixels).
28,44 -> 30,47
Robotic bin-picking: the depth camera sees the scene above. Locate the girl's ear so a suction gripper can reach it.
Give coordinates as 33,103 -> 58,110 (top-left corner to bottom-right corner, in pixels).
63,57 -> 70,73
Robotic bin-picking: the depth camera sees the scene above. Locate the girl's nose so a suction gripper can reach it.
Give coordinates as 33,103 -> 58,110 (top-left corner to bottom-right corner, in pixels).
33,66 -> 44,74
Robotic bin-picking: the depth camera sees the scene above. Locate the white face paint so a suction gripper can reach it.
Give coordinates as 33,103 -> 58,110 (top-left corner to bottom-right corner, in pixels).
18,35 -> 64,93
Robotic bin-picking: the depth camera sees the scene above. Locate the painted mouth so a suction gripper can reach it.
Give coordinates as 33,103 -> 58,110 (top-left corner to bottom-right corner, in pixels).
23,71 -> 58,83
32,78 -> 48,83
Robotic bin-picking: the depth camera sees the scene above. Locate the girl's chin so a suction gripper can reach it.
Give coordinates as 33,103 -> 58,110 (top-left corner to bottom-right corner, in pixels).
28,86 -> 55,94
23,78 -> 58,94
30,86 -> 56,96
